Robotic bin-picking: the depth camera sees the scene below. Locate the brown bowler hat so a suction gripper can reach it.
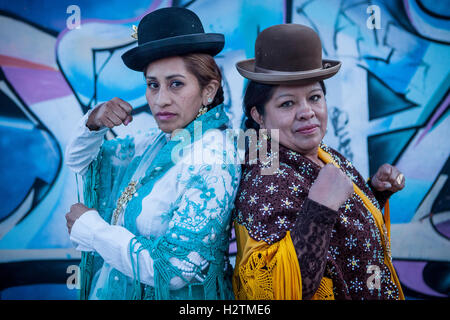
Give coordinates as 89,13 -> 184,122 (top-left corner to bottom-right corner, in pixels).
236,24 -> 341,84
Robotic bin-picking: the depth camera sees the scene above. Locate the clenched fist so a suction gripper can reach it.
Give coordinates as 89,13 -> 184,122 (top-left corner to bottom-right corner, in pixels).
308,163 -> 354,211
86,97 -> 133,131
371,164 -> 405,193
65,203 -> 92,234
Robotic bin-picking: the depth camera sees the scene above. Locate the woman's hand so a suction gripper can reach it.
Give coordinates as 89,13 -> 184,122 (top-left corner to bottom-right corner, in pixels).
371,164 -> 405,193
308,164 -> 354,211
86,97 -> 133,131
65,203 -> 92,235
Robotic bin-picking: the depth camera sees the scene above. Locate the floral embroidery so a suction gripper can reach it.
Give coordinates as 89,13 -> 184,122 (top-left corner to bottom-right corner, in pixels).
236,210 -> 243,222
274,168 -> 288,178
384,286 -> 397,299
259,203 -> 273,216
345,234 -> 357,249
353,218 -> 364,231
275,216 -> 289,229
326,264 -> 338,278
248,193 -> 259,206
342,201 -> 354,213
363,238 -> 372,252
293,171 -> 305,182
340,213 -> 351,227
347,172 -> 358,183
243,171 -> 252,182
287,150 -> 299,161
280,162 -> 292,169
251,175 -> 262,186
260,151 -> 278,169
238,189 -> 247,202
347,256 -> 360,270
345,159 -> 353,168
349,278 -> 363,293
329,245 -> 340,260
266,182 -> 278,194
253,221 -> 268,239
200,188 -> 216,201
280,197 -> 293,209
289,183 -> 302,196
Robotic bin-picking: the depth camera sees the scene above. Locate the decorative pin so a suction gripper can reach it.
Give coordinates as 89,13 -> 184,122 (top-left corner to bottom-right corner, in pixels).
131,25 -> 138,40
112,180 -> 138,224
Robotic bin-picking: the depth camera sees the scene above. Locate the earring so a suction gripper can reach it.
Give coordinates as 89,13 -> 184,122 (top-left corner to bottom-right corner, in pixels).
207,97 -> 213,104
196,105 -> 208,118
260,131 -> 269,140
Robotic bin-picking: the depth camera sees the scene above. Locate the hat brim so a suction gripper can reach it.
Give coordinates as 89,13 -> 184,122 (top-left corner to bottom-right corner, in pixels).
235,58 -> 341,85
122,33 -> 224,71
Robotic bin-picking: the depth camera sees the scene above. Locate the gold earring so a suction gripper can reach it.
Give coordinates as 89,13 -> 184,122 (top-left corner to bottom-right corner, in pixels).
261,132 -> 268,140
196,105 -> 208,118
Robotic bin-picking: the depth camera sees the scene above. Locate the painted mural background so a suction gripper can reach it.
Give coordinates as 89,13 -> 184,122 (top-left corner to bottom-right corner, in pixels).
0,0 -> 448,299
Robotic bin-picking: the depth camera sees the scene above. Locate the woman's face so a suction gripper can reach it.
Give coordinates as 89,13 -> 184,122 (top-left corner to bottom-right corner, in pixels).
252,82 -> 327,158
145,56 -> 207,134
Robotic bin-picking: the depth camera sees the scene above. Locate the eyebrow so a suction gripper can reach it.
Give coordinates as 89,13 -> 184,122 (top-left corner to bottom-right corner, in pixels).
275,87 -> 323,100
275,93 -> 295,100
309,88 -> 323,94
146,74 -> 186,80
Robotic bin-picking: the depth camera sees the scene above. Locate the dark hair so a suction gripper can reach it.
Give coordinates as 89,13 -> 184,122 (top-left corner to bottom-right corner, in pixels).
181,53 -> 224,110
243,80 -> 327,130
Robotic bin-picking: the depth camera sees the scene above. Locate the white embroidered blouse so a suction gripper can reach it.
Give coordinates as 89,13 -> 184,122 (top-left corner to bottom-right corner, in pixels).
65,108 -> 241,299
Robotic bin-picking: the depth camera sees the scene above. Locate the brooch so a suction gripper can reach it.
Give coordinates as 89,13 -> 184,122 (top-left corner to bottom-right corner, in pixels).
131,25 -> 138,40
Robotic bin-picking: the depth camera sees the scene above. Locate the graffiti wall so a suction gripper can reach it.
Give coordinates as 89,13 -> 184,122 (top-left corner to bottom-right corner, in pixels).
0,0 -> 448,299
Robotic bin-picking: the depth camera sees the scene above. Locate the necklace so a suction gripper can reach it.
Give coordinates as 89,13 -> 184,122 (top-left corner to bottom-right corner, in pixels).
112,180 -> 139,225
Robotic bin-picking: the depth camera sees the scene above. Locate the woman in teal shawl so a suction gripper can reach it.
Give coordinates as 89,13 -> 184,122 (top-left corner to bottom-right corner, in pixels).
64,7 -> 240,300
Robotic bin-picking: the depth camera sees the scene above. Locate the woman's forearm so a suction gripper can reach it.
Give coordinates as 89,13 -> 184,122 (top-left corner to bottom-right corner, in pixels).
290,197 -> 338,299
65,106 -> 109,175
367,178 -> 393,209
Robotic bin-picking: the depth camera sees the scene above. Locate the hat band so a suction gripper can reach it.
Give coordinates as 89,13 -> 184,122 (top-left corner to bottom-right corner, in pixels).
254,64 -> 326,75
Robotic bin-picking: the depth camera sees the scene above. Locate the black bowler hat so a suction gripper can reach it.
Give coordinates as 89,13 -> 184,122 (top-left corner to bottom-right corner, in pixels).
122,7 -> 225,71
